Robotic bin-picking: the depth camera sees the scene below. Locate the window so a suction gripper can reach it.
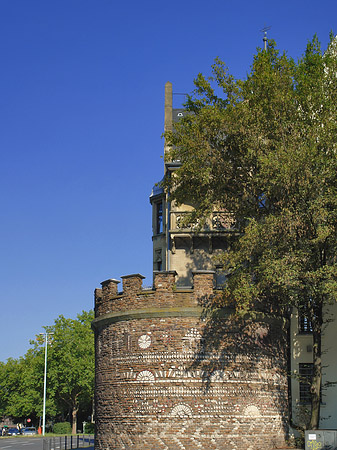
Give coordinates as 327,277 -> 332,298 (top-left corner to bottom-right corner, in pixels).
156,201 -> 163,234
154,249 -> 162,271
298,314 -> 313,334
299,363 -> 313,404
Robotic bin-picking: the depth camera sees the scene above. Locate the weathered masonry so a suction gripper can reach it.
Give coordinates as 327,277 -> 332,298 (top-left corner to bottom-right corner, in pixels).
92,271 -> 288,450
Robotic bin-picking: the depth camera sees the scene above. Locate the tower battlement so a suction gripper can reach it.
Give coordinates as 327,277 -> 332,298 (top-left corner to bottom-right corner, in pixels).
93,270 -> 215,320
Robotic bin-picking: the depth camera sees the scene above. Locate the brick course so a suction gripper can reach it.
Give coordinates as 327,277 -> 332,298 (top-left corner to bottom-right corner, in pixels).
93,271 -> 289,450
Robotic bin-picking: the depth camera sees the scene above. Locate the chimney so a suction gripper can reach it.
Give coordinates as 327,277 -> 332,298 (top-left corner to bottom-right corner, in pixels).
164,81 -> 173,157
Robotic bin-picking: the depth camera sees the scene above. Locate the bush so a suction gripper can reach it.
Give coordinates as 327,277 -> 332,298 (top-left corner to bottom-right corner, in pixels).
84,423 -> 94,434
53,422 -> 72,435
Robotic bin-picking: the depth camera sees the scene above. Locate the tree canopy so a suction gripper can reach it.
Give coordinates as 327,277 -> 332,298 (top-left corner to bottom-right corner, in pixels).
45,310 -> 95,434
0,310 -> 94,433
165,35 -> 337,430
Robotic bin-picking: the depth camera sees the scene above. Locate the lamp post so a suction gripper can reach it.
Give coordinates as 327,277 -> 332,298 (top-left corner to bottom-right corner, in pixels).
40,332 -> 53,436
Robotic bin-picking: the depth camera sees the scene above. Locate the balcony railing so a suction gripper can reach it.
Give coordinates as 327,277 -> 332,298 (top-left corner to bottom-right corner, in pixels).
170,211 -> 235,232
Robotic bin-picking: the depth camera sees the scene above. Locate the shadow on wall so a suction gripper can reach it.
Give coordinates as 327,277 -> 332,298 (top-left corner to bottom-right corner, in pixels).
187,293 -> 289,436
174,242 -> 226,287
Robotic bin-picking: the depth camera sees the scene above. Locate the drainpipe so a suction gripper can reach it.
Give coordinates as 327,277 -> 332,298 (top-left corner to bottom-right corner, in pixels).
166,188 -> 171,271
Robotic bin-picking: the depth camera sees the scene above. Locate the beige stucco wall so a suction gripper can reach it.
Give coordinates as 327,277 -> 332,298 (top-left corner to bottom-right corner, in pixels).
290,302 -> 337,429
321,302 -> 337,428
169,245 -> 215,286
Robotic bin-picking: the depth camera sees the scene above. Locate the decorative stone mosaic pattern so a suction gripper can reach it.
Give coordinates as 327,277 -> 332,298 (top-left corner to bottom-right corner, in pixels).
138,334 -> 152,349
93,272 -> 289,450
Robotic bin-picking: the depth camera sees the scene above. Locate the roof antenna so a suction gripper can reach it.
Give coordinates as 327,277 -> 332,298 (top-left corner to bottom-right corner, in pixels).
261,26 -> 271,51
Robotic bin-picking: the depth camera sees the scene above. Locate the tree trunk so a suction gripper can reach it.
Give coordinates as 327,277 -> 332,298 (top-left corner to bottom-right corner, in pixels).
72,407 -> 78,435
309,304 -> 322,430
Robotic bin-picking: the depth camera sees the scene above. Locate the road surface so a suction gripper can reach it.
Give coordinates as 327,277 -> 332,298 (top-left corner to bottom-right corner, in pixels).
0,437 -> 94,450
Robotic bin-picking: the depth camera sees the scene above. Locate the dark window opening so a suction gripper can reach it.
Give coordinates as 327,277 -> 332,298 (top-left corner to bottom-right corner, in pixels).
299,363 -> 313,404
154,249 -> 162,271
299,314 -> 313,334
156,202 -> 163,234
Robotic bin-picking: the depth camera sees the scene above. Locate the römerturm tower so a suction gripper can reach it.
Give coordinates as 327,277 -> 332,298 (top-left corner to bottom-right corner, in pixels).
92,83 -> 289,450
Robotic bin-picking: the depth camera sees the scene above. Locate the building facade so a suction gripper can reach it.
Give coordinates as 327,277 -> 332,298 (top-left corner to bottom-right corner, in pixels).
290,305 -> 337,430
150,82 -> 230,288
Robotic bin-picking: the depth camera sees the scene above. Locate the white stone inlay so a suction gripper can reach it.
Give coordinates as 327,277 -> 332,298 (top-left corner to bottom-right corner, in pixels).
171,404 -> 192,418
184,328 -> 202,340
244,405 -> 261,417
136,370 -> 155,382
138,334 -> 151,349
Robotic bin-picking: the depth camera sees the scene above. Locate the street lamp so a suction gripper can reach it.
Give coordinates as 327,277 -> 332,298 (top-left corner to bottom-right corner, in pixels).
40,332 -> 53,436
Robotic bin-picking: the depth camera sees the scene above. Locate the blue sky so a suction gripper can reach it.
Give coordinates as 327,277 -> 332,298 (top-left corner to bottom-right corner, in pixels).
0,0 -> 336,362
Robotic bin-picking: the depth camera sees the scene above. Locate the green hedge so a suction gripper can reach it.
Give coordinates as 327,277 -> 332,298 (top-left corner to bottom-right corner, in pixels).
53,422 -> 72,435
84,423 -> 94,434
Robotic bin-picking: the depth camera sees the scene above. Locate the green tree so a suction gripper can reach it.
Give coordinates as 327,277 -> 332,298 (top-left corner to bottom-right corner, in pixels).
0,353 -> 45,422
0,310 -> 94,432
165,35 -> 337,430
0,358 -> 25,420
44,310 -> 94,434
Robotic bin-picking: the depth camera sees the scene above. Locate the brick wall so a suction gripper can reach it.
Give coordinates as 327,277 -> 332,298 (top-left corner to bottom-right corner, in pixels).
93,271 -> 289,450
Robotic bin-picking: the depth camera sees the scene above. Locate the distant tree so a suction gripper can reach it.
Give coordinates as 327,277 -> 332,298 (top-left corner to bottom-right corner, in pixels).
0,310 -> 94,432
44,310 -> 94,434
165,35 -> 337,430
0,351 -> 46,423
0,362 -> 4,417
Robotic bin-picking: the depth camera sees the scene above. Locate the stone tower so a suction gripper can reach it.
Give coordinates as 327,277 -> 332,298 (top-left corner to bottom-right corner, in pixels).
92,83 -> 289,450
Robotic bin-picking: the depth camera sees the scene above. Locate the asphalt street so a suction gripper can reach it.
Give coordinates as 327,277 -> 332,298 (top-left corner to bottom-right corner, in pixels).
0,437 -> 44,450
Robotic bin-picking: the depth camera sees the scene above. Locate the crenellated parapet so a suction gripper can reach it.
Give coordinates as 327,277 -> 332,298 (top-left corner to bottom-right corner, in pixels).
93,271 -> 215,322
